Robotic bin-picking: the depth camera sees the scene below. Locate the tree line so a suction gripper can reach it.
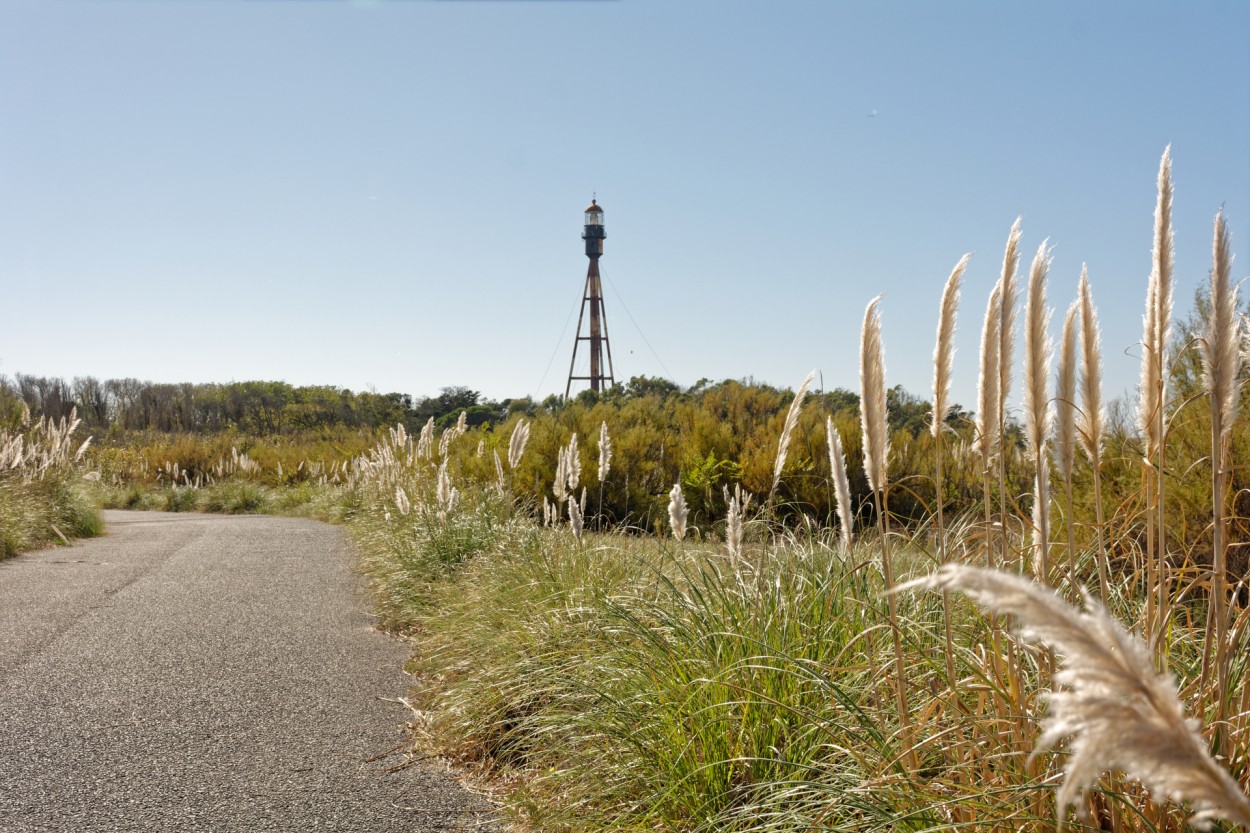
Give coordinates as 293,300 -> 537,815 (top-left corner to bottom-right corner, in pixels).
0,375 -> 497,435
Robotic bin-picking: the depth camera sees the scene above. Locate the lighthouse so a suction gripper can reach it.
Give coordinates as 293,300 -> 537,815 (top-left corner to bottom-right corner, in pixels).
565,199 -> 616,398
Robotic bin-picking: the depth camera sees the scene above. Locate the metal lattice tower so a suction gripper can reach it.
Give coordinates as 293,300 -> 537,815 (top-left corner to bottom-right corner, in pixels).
565,198 -> 615,398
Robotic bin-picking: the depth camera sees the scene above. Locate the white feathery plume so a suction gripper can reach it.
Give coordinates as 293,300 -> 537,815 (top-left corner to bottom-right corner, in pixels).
859,299 -> 889,493
597,421 -> 612,482
1056,296 -> 1081,589
565,433 -> 581,492
568,497 -> 584,541
861,294 -> 912,759
436,459 -> 452,508
553,446 -> 569,504
1202,210 -> 1240,434
395,486 -> 411,516
826,416 -> 854,550
417,417 -> 435,460
998,219 -> 1024,426
454,410 -> 467,436
493,449 -> 505,491
1077,266 -> 1111,598
1056,299 -> 1079,486
1139,146 -> 1174,456
476,439 -> 484,457
668,482 -> 688,542
1077,268 -> 1104,464
438,427 -> 453,458
904,564 -> 1250,831
770,369 -> 816,497
507,419 -> 530,469
1024,242 -> 1055,457
932,254 -> 971,437
1024,242 -> 1054,580
976,282 -> 1003,461
725,490 -> 744,562
1200,209 -> 1241,720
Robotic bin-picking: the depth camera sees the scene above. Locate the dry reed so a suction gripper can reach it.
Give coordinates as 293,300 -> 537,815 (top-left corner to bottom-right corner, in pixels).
1076,267 -> 1110,598
859,295 -> 913,762
770,369 -> 816,498
932,253 -> 970,687
508,419 -> 530,469
976,283 -> 1004,479
825,415 -> 854,551
1024,242 -> 1054,582
1141,147 -> 1174,653
1056,298 -> 1079,590
597,421 -> 612,482
997,220 -> 1023,573
909,564 -> 1250,832
1199,209 -> 1240,726
668,483 -> 687,542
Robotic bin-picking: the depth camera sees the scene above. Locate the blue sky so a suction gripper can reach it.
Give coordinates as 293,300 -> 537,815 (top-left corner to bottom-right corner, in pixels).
2,0 -> 1248,412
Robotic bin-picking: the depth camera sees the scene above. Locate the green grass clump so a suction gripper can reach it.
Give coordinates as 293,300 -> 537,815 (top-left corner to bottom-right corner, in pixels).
378,514 -> 1072,831
200,481 -> 271,514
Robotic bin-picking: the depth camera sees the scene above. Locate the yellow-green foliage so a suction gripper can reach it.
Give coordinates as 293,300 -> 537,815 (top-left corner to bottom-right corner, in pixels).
459,381 -> 1029,538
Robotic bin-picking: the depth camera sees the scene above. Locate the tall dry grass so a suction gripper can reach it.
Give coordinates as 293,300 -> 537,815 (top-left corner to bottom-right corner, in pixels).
0,407 -> 102,557
333,145 -> 1250,833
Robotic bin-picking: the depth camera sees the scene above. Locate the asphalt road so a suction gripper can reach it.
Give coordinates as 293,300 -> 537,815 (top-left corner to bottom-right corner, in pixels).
0,511 -> 497,833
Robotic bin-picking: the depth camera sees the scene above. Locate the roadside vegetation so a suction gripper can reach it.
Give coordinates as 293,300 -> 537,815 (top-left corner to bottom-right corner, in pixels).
342,149 -> 1250,831
0,402 -> 102,559
5,148 -> 1249,830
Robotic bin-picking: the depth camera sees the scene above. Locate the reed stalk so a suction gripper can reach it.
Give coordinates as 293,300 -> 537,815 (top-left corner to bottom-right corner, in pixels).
1076,267 -> 1109,600
1140,147 -> 1174,658
977,281 -> 1004,569
1023,242 -> 1054,584
668,482 -> 687,542
770,370 -> 816,500
997,219 -> 1023,575
860,296 -> 913,766
1056,298 -> 1079,592
933,253 -> 970,688
1199,209 -> 1239,730
598,420 -> 611,529
825,416 -> 854,551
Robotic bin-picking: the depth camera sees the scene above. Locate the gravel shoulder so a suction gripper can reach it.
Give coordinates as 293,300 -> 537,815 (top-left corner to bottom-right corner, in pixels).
0,510 -> 497,833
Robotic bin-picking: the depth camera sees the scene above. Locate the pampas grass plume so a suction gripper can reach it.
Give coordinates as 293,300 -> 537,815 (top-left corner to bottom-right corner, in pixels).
1077,268 -> 1104,463
859,298 -> 889,493
565,433 -> 581,492
1024,241 -> 1054,459
999,218 -> 1024,415
770,369 -> 816,497
976,282 -> 1003,460
826,416 -> 854,550
598,420 -> 612,482
1203,210 -> 1240,430
905,564 -> 1250,831
668,483 -> 688,542
933,254 -> 971,437
508,419 -> 530,469
1056,299 -> 1079,485
1139,146 -> 1174,454
725,489 -> 744,561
